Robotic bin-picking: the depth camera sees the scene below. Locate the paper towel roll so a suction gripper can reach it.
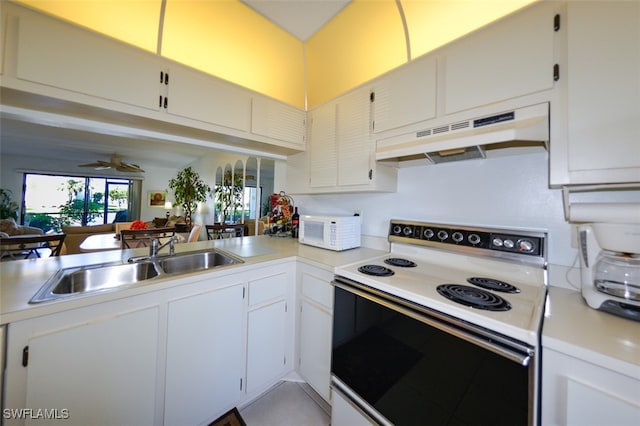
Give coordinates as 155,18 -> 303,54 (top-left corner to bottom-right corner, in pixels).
569,203 -> 640,224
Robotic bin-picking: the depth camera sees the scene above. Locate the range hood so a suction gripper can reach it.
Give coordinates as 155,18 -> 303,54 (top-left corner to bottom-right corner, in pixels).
375,103 -> 549,165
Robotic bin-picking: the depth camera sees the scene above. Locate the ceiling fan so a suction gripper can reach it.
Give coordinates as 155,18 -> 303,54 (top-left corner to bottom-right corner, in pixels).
79,154 -> 145,173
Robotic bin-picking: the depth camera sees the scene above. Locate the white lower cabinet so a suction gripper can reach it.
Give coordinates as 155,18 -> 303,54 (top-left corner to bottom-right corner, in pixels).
4,303 -> 161,426
164,284 -> 245,425
246,271 -> 293,395
297,263 -> 334,402
4,262 -> 296,425
542,348 -> 640,426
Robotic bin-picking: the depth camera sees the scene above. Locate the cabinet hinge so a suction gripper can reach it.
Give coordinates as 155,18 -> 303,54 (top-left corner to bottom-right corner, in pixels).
553,64 -> 560,82
554,14 -> 560,32
22,346 -> 29,367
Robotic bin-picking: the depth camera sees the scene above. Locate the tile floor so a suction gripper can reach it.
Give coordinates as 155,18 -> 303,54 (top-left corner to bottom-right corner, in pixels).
240,381 -> 331,426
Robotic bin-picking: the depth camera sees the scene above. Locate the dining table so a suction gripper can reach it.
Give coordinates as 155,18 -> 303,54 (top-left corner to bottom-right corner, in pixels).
79,232 -> 188,253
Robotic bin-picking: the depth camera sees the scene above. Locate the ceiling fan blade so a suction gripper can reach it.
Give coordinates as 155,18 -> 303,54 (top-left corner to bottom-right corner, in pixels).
118,163 -> 144,173
79,156 -> 143,172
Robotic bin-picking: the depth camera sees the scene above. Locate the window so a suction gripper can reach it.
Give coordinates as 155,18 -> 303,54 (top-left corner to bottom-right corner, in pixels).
22,173 -> 138,232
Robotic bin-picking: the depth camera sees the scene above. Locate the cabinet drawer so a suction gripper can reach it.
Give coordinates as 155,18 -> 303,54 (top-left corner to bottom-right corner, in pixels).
301,272 -> 333,310
248,272 -> 287,306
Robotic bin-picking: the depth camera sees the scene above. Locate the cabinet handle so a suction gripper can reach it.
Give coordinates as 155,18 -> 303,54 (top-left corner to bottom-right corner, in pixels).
159,95 -> 163,108
22,346 -> 29,367
554,14 -> 560,31
553,64 -> 560,81
165,72 -> 169,85
370,92 -> 375,102
369,169 -> 373,180
160,71 -> 164,83
164,97 -> 168,109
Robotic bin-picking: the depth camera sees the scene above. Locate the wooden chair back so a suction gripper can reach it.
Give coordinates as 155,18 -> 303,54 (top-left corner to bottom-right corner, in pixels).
0,233 -> 66,260
120,227 -> 176,249
205,224 -> 246,240
186,224 -> 202,243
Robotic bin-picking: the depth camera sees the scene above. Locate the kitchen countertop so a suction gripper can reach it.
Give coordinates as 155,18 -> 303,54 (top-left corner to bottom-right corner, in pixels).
542,286 -> 640,379
0,235 -> 386,325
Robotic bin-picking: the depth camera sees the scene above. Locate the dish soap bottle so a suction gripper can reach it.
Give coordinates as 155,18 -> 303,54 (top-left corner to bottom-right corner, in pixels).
291,207 -> 300,238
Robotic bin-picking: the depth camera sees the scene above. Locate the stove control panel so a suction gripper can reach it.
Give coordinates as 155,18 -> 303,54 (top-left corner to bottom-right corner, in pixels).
389,220 -> 546,262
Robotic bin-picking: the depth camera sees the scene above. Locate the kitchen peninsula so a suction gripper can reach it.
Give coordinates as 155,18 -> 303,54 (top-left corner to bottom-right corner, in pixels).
0,236 -> 385,425
2,235 -> 640,425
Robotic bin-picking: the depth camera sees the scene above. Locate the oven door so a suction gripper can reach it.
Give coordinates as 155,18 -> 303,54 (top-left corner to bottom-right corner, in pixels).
331,276 -> 538,426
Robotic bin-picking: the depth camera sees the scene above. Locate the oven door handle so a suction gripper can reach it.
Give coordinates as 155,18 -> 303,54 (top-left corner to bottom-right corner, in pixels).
332,279 -> 533,366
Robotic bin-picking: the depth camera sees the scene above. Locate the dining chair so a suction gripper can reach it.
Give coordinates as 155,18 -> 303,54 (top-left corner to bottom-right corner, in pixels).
205,224 -> 245,240
120,227 -> 176,249
186,224 -> 202,243
0,233 -> 66,260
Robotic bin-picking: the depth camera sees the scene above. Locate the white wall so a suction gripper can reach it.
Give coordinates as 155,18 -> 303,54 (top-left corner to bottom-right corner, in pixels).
292,152 -> 573,267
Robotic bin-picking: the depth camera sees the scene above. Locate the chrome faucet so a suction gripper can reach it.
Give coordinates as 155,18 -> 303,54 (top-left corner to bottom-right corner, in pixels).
149,236 -> 178,257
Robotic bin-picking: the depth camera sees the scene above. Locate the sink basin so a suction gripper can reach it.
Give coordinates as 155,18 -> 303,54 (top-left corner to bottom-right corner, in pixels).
30,249 -> 244,303
158,250 -> 242,274
52,262 -> 160,295
30,262 -> 161,303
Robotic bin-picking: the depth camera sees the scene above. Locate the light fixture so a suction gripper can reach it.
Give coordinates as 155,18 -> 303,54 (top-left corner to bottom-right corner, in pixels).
164,201 -> 173,219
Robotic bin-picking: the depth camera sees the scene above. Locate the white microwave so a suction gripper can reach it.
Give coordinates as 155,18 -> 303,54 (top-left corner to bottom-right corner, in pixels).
299,215 -> 361,251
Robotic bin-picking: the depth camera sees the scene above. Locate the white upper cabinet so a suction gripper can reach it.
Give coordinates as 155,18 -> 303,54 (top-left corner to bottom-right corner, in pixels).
308,100 -> 338,189
163,62 -> 252,132
371,54 -> 437,134
303,87 -> 396,193
251,95 -> 306,149
550,1 -> 640,186
6,5 -> 160,112
443,2 -> 556,115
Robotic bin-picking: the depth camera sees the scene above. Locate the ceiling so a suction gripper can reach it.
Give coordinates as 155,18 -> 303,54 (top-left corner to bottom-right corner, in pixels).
242,0 -> 352,41
0,1 -> 353,172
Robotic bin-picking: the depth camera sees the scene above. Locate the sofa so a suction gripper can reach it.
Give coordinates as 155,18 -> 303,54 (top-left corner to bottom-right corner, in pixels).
0,218 -> 46,258
61,223 -> 115,255
0,218 -> 44,238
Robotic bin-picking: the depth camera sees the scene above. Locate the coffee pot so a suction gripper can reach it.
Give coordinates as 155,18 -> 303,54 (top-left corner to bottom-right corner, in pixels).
578,223 -> 640,321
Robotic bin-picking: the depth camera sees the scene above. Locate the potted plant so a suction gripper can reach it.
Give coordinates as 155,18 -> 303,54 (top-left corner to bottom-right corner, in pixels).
214,169 -> 243,223
168,166 -> 212,225
0,188 -> 19,220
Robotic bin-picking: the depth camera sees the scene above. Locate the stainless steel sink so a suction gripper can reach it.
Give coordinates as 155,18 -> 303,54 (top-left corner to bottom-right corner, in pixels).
51,262 -> 160,295
157,250 -> 242,274
30,249 -> 243,303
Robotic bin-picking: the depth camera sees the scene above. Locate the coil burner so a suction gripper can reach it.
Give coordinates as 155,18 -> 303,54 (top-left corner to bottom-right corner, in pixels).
467,277 -> 520,293
358,265 -> 395,277
384,258 -> 417,268
436,284 -> 512,311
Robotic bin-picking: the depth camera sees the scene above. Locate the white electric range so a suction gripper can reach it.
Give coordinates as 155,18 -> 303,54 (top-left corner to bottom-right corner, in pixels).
331,220 -> 548,425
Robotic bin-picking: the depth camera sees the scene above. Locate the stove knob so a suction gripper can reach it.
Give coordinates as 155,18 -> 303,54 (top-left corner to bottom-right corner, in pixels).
403,226 -> 413,236
437,230 -> 448,240
504,239 -> 515,249
468,233 -> 481,245
452,232 -> 463,243
518,239 -> 535,253
492,238 -> 504,247
423,228 -> 434,239
392,225 -> 402,235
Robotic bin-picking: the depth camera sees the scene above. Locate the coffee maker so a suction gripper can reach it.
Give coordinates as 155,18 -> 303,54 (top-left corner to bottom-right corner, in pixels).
578,223 -> 640,321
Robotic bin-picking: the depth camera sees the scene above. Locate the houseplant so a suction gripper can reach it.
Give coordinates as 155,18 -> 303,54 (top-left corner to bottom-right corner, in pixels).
168,166 -> 212,225
214,169 -> 243,223
0,188 -> 19,220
